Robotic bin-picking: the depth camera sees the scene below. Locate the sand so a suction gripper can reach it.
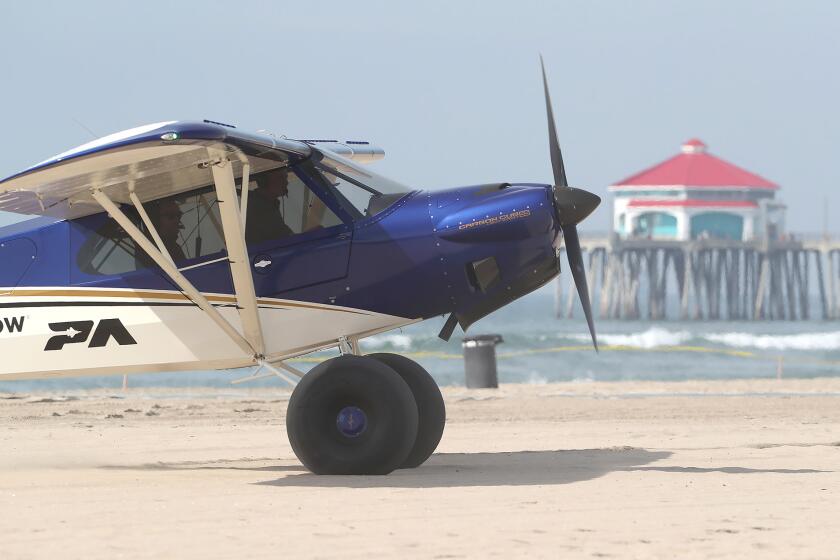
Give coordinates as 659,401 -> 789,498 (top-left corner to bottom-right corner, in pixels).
1,378 -> 839,559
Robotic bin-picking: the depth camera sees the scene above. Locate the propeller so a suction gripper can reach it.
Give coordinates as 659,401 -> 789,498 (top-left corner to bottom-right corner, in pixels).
540,55 -> 600,351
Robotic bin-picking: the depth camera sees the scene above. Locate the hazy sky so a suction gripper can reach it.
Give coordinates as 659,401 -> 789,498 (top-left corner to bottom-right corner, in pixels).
1,0 -> 838,232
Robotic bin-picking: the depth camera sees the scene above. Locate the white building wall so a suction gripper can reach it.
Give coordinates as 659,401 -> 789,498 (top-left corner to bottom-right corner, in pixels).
676,211 -> 690,240
743,214 -> 755,241
613,197 -> 630,234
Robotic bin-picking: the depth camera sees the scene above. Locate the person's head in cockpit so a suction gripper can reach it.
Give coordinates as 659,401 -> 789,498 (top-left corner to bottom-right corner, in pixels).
255,169 -> 289,201
151,198 -> 186,262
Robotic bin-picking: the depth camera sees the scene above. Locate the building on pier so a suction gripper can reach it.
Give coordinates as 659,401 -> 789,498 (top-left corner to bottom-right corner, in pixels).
609,139 -> 786,242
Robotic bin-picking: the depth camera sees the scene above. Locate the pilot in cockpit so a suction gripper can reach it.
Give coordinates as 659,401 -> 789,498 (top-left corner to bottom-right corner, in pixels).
245,168 -> 294,245
153,199 -> 186,262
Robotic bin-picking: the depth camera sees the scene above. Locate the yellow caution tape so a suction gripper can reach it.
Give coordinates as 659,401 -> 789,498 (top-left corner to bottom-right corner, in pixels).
286,344 -> 840,368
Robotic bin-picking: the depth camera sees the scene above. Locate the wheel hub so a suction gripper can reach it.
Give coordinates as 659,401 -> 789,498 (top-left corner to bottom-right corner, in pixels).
336,406 -> 367,438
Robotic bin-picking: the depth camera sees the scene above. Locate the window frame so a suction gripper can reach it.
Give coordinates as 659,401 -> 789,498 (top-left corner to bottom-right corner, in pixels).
73,153 -> 382,278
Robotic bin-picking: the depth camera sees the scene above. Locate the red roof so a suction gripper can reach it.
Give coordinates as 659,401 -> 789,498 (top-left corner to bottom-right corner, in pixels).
627,199 -> 758,208
612,139 -> 778,190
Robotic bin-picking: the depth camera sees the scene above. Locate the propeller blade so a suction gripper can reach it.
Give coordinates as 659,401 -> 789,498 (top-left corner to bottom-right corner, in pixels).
541,55 -> 599,351
562,224 -> 598,351
540,55 -> 568,188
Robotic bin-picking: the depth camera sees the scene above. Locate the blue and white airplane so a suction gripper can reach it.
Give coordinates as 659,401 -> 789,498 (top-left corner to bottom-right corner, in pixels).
0,61 -> 599,474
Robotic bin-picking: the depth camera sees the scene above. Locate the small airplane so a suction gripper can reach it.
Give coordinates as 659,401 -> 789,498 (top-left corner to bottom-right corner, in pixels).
0,60 -> 599,474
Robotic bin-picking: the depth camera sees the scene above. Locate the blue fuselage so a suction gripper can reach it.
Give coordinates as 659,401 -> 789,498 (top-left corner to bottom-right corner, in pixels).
0,182 -> 560,331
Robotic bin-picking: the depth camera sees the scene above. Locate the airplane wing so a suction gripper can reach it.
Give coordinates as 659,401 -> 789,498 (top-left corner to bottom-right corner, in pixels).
0,121 -> 315,219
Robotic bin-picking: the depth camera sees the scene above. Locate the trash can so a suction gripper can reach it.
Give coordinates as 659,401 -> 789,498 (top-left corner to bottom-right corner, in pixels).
462,334 -> 504,388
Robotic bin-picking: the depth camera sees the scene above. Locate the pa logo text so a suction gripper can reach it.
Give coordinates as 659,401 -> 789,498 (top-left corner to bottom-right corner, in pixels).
44,318 -> 137,351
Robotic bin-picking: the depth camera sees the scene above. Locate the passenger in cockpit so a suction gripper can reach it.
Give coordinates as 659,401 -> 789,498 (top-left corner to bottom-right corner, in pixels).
245,168 -> 294,245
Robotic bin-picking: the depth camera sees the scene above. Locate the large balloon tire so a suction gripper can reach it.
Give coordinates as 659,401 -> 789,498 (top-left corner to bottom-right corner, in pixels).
286,355 -> 418,475
367,353 -> 446,468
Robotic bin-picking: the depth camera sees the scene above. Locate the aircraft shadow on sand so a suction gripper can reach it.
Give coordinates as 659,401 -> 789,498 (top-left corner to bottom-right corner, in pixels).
100,447 -> 831,489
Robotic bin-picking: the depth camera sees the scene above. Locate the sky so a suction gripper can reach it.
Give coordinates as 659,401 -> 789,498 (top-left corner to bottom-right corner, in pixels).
0,0 -> 838,233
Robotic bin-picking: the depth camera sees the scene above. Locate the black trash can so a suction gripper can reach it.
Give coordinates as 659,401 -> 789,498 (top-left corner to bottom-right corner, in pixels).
462,334 -> 504,388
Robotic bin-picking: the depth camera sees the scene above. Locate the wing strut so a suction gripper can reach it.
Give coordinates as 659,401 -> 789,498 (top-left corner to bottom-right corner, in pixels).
208,151 -> 266,357
128,186 -> 174,265
91,187 -> 256,358
238,157 -> 250,227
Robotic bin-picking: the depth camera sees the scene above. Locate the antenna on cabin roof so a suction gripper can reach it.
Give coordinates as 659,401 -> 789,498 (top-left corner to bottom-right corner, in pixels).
71,117 -> 99,140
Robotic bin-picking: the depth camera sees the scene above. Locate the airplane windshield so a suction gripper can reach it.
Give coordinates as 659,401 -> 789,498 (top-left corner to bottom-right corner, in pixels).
310,151 -> 410,218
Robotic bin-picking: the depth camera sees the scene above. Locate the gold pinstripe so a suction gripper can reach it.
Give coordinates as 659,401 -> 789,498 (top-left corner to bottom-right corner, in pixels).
0,287 -> 372,316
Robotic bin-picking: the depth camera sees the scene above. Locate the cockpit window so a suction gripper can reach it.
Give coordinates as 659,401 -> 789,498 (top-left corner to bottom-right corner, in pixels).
244,167 -> 343,246
308,151 -> 410,218
76,185 -> 226,275
76,165 -> 348,275
77,215 -> 141,276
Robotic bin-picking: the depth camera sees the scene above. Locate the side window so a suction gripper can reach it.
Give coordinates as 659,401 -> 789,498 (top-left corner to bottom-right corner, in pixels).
76,215 -> 140,275
244,167 -> 342,246
76,186 -> 226,275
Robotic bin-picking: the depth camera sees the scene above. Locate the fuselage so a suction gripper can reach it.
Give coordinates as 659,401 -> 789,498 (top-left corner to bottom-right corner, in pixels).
0,177 -> 561,379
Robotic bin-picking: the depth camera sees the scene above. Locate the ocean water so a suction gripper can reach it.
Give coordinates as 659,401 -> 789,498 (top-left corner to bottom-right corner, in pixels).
2,284 -> 839,392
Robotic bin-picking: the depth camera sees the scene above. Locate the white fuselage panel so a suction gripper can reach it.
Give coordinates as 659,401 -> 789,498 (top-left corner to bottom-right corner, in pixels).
0,288 -> 414,380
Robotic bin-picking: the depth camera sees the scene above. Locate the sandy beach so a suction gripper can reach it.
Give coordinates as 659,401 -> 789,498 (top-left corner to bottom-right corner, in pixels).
1,378 -> 839,559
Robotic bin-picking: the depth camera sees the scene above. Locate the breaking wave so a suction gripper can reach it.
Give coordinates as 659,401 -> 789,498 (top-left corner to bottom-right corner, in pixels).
572,327 -> 840,352
359,325 -> 840,354
704,331 -> 840,351
572,327 -> 692,348
362,333 -> 414,351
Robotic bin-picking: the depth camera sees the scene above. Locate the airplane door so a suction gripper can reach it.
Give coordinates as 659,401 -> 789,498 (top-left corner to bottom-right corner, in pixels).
250,224 -> 351,296
245,168 -> 352,297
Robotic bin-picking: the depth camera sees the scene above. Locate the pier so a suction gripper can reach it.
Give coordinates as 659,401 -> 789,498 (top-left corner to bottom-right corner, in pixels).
564,137 -> 837,322
556,235 -> 840,321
